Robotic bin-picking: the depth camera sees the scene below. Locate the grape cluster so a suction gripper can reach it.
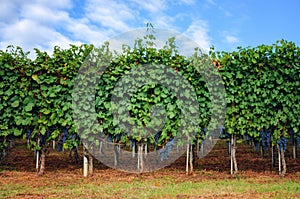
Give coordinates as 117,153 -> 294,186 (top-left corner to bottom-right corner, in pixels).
153,131 -> 162,151
26,127 -> 53,149
58,128 -> 69,152
160,138 -> 175,161
260,130 -> 271,151
253,139 -> 260,151
296,134 -> 300,149
26,129 -> 32,140
129,137 -> 136,149
277,137 -> 287,152
288,128 -> 300,149
218,126 -> 230,139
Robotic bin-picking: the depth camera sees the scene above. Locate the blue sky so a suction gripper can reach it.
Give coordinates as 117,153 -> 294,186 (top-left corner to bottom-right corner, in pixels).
0,0 -> 299,56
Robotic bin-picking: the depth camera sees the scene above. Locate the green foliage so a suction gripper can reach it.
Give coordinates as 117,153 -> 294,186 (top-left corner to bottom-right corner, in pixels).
214,39 -> 300,142
0,36 -> 299,151
0,44 -> 93,150
73,34 -> 213,147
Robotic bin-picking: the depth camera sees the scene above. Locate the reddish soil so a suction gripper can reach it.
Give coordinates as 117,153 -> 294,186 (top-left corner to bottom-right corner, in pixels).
1,139 -> 300,187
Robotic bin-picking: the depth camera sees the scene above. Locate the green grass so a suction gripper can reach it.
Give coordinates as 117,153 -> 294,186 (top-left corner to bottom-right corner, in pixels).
1,174 -> 300,199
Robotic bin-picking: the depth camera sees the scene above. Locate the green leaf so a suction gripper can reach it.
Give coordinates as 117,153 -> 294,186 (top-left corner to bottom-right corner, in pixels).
24,102 -> 34,112
11,100 -> 20,107
40,126 -> 46,135
13,129 -> 22,136
15,116 -> 23,125
41,108 -> 51,115
32,74 -> 39,82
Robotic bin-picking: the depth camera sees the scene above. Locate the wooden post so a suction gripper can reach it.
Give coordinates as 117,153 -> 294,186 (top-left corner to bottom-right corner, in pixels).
230,134 -> 238,175
196,140 -> 200,158
88,152 -> 93,177
114,145 -> 119,167
36,135 -> 40,174
260,145 -> 264,158
230,135 -> 233,175
137,144 -> 144,172
99,141 -> 103,155
36,150 -> 39,173
281,149 -> 286,176
132,144 -> 135,158
293,137 -> 297,159
38,148 -> 46,175
186,143 -> 189,175
277,145 -> 281,175
189,143 -> 193,174
83,147 -> 88,177
271,145 -> 275,169
271,135 -> 275,170
145,143 -> 148,157
233,135 -> 238,174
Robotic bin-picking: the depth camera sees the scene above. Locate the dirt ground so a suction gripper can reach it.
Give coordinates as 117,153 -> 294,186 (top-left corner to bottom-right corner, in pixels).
1,139 -> 300,198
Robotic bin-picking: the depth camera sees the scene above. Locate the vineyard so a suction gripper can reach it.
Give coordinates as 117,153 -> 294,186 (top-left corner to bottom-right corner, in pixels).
0,29 -> 300,197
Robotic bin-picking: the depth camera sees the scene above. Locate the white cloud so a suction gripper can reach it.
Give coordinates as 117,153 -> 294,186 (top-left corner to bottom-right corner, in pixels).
203,0 -> 232,17
178,0 -> 195,5
203,0 -> 216,9
0,19 -> 79,56
221,31 -> 240,44
151,14 -> 177,29
130,0 -> 167,13
85,0 -> 136,32
0,0 -> 216,58
21,4 -> 71,26
0,1 -> 86,58
0,1 -> 20,23
225,35 -> 239,44
126,0 -> 174,31
183,20 -> 211,53
34,0 -> 73,10
0,0 -> 116,56
218,6 -> 233,17
66,20 -> 112,45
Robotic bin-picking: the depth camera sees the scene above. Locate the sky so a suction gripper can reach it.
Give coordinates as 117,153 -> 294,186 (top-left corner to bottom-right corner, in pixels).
0,0 -> 299,57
